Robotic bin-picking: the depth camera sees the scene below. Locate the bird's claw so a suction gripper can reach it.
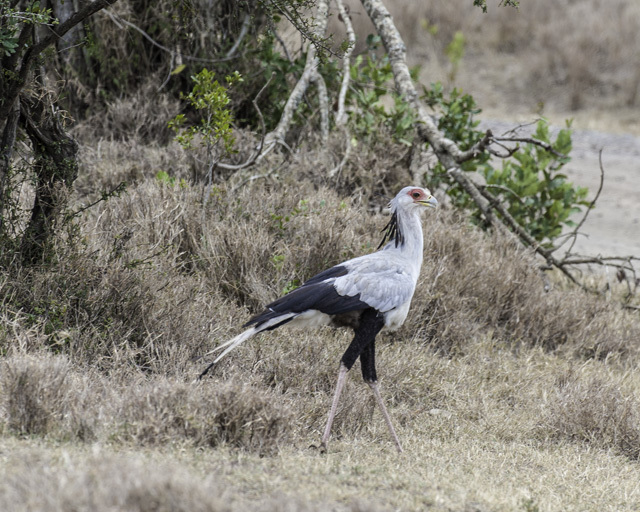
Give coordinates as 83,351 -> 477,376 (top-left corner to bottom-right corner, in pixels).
309,441 -> 329,454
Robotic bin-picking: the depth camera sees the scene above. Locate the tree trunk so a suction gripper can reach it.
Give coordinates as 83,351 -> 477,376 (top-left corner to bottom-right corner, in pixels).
53,0 -> 89,75
0,0 -> 116,265
19,96 -> 79,265
0,101 -> 20,234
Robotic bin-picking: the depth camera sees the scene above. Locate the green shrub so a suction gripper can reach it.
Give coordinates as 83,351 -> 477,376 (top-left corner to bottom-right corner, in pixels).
485,120 -> 589,245
423,83 -> 589,246
169,69 -> 242,154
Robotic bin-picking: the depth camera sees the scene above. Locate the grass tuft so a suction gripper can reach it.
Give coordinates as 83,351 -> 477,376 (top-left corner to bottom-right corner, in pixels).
543,372 -> 640,460
1,354 -> 70,436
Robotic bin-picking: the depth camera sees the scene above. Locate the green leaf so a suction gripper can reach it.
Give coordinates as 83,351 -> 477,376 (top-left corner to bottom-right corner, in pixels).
171,64 -> 187,75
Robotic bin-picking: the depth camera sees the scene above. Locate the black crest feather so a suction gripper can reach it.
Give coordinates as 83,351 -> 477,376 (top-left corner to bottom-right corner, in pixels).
377,211 -> 404,250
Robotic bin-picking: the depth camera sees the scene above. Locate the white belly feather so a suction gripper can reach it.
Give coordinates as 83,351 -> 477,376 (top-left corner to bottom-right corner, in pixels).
383,299 -> 412,331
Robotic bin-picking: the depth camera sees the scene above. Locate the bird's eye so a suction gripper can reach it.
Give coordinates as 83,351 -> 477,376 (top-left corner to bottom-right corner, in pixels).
411,191 -> 421,199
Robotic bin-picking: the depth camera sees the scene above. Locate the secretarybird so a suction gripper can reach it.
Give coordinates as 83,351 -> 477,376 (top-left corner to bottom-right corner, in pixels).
198,186 -> 438,453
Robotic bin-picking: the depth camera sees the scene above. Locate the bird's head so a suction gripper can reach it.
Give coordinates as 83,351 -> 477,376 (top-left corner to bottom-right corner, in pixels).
378,186 -> 438,250
390,186 -> 438,212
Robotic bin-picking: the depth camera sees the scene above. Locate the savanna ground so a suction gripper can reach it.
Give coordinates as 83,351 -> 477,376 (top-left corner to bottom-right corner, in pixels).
2,1 -> 640,511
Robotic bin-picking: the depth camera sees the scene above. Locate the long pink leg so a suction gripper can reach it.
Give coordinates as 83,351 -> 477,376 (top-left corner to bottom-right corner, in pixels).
368,381 -> 403,453
320,363 -> 349,451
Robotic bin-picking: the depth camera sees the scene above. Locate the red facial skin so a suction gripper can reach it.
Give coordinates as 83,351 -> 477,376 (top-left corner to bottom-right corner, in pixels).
408,188 -> 426,201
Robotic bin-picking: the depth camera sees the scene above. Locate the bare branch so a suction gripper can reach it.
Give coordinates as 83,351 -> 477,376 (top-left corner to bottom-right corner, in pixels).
457,129 -> 567,162
474,184 -> 583,287
455,129 -> 493,163
272,30 -> 294,64
447,167 -> 510,236
335,0 -> 356,126
264,0 -> 330,149
329,127 -> 353,177
555,148 -> 605,255
492,135 -> 567,159
487,139 -> 519,158
498,118 -> 544,137
226,14 -> 251,59
313,72 -> 330,144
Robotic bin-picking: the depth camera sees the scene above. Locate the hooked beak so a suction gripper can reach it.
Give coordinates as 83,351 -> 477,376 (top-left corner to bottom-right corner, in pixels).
418,195 -> 438,209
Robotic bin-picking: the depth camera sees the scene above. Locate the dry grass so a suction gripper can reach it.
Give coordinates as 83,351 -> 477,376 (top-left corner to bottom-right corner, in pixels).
0,442 -> 236,512
543,370 -> 640,460
0,353 -> 293,453
2,131 -> 640,509
1,355 -> 70,436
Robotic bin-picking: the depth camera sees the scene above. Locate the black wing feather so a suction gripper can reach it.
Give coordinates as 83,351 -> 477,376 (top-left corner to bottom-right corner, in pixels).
245,265 -> 369,328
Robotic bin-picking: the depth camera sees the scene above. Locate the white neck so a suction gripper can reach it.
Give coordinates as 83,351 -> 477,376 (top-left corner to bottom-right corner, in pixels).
384,207 -> 424,278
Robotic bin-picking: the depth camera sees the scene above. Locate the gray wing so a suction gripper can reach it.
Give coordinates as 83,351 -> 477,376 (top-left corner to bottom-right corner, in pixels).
333,254 -> 416,313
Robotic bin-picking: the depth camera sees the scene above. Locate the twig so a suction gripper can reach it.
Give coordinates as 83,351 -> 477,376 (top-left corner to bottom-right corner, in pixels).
65,181 -> 127,220
329,126 -> 353,177
563,255 -> 640,265
231,159 -> 289,193
455,129 -> 493,162
492,135 -> 567,159
216,73 -> 273,171
499,118 -> 543,137
474,183 -> 583,287
487,139 -> 519,158
557,148 -> 605,255
482,184 -> 525,204
272,30 -> 293,64
102,9 -> 239,65
158,51 -> 175,91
